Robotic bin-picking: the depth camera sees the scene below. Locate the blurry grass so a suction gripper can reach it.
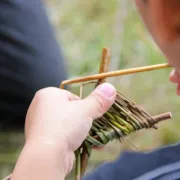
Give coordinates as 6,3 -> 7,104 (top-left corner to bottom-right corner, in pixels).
0,132 -> 24,179
1,0 -> 180,179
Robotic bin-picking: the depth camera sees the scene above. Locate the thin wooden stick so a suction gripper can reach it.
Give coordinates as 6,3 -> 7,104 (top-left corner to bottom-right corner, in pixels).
60,63 -> 172,88
80,48 -> 111,178
153,112 -> 172,123
75,149 -> 81,180
96,48 -> 111,85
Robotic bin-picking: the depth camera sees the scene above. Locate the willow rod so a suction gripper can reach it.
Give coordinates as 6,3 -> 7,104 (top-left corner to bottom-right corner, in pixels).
60,63 -> 172,88
80,48 -> 111,178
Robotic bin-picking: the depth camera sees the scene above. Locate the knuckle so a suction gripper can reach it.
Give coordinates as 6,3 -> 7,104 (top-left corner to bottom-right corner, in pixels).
35,89 -> 46,100
35,87 -> 60,101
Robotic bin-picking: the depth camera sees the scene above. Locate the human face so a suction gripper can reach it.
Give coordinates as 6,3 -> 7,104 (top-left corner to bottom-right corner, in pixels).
135,0 -> 180,95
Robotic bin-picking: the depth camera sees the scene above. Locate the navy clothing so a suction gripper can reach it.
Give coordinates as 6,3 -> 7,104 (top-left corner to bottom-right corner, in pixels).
0,0 -> 66,130
83,143 -> 180,180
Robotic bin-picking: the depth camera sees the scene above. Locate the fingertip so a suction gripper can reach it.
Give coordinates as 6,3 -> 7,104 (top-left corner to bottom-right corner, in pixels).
96,83 -> 116,99
95,83 -> 116,113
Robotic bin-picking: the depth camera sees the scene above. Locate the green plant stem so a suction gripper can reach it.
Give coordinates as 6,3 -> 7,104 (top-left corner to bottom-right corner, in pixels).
80,147 -> 89,178
75,149 -> 81,180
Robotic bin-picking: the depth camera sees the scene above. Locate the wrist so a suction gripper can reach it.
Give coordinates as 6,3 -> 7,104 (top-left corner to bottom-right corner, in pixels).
12,136 -> 70,180
26,136 -> 68,151
25,137 -> 70,177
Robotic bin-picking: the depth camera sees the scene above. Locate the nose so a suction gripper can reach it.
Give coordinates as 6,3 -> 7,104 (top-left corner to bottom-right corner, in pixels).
169,69 -> 180,83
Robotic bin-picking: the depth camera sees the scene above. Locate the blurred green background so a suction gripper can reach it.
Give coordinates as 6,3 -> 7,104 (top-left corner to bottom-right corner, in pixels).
0,0 -> 179,179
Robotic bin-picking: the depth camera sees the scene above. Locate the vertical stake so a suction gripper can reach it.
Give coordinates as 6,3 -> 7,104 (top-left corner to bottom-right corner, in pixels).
80,48 -> 111,178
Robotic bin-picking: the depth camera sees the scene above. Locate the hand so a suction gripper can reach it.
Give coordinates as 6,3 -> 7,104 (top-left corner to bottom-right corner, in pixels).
12,83 -> 116,180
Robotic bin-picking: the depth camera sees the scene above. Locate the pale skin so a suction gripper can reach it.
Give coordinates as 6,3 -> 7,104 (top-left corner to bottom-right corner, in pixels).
11,83 -> 116,180
135,0 -> 180,95
11,1 -> 180,180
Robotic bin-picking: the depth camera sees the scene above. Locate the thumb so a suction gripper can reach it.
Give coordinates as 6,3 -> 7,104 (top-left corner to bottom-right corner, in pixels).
81,83 -> 116,119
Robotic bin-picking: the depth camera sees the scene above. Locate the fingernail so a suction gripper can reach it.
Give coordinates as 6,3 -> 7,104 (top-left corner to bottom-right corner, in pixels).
97,83 -> 115,98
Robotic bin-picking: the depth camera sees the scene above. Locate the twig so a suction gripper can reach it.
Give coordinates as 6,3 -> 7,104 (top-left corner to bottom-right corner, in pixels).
60,63 -> 172,88
92,112 -> 172,143
80,148 -> 89,178
80,48 -> 111,178
96,48 -> 111,85
75,149 -> 81,180
153,112 -> 172,123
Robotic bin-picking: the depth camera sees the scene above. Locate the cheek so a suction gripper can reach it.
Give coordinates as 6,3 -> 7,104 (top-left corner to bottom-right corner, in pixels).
135,0 -> 151,30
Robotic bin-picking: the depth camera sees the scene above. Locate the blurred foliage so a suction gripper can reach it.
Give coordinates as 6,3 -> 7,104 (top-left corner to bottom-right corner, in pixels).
0,0 -> 180,179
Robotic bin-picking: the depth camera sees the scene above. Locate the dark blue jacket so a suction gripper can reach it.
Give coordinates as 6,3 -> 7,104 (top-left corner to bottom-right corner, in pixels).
83,143 -> 180,180
0,0 -> 66,129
